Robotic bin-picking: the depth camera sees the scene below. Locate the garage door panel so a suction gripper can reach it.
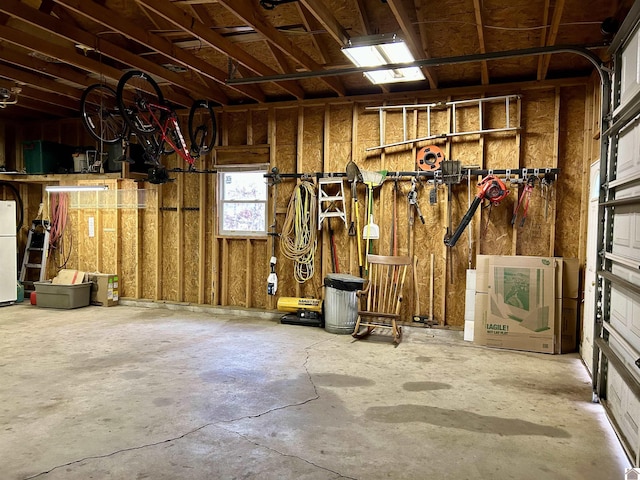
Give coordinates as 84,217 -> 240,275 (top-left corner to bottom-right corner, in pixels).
616,120 -> 640,180
620,30 -> 640,108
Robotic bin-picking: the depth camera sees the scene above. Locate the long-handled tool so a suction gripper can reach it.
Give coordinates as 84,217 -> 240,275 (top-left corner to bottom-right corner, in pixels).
346,160 -> 363,276
444,175 -> 509,247
361,170 -> 387,273
408,177 -> 425,225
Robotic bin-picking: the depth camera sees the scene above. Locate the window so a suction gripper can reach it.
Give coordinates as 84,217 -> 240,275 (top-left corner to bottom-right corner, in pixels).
218,166 -> 268,236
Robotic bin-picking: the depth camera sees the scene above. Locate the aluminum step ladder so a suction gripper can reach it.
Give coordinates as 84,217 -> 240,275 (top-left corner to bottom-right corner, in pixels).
318,178 -> 347,229
19,220 -> 50,293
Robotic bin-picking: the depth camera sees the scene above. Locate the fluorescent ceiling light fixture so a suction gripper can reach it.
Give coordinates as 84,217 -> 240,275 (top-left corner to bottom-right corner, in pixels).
342,34 -> 426,85
45,185 -> 109,192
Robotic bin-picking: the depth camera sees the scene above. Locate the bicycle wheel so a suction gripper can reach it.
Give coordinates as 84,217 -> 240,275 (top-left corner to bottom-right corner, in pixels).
188,100 -> 217,155
80,84 -> 125,144
116,70 -> 164,136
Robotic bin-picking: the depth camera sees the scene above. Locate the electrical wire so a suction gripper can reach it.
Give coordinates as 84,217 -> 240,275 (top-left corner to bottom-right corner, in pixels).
280,180 -> 318,283
413,19 -> 603,32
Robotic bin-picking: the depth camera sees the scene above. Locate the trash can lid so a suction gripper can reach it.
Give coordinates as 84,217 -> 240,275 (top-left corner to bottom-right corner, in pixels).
324,273 -> 365,291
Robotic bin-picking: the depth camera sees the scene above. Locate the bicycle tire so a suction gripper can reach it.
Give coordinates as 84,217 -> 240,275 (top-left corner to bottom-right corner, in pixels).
116,70 -> 164,136
80,84 -> 125,144
188,100 -> 217,155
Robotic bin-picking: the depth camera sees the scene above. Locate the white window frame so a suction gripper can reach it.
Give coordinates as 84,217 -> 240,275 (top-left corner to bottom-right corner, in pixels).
217,164 -> 269,237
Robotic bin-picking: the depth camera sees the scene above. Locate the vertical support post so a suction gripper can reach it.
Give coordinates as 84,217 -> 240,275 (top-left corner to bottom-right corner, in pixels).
549,87 -> 561,256
177,172 -> 184,302
198,165 -> 207,304
154,184 -> 163,301
135,184 -> 143,299
267,106 -> 277,309
246,239 -> 252,308
350,103 -> 358,276
511,96 -> 523,255
321,104 -> 330,284
221,238 -> 229,305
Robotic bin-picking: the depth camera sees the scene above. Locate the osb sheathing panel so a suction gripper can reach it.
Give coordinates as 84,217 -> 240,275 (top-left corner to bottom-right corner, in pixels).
183,210 -> 201,303
226,239 -> 248,306
141,189 -> 159,300
252,239 -> 269,308
118,180 -> 139,298
78,207 -> 98,272
251,109 -> 269,145
327,105 -> 353,277
554,86 -> 586,259
518,90 -> 556,256
101,205 -> 118,274
302,107 -> 324,173
227,112 -> 249,145
161,208 -> 178,301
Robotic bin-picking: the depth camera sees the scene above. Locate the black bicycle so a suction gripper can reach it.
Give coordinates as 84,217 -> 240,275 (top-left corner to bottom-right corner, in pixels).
80,74 -> 217,183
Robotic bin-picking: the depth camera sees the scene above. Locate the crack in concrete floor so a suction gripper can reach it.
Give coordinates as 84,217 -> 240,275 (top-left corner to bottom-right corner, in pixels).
22,341 -> 356,480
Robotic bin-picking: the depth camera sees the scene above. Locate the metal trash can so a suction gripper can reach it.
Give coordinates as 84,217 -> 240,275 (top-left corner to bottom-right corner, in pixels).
324,273 -> 365,334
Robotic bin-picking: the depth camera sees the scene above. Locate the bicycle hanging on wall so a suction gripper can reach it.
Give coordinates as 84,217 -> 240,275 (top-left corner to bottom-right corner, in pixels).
80,71 -> 217,184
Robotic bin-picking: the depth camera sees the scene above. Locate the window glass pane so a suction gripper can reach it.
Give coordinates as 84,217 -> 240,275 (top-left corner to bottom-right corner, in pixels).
222,203 -> 266,232
222,172 -> 267,201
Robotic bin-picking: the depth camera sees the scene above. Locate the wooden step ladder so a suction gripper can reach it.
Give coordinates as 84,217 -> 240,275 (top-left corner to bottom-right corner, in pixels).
19,220 -> 50,294
318,178 -> 347,229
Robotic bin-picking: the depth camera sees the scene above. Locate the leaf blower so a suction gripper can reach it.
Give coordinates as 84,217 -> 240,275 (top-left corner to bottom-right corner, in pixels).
444,175 -> 509,247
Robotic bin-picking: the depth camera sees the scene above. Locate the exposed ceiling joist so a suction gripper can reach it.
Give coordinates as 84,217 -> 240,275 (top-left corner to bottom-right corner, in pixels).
296,3 -> 330,65
472,0 -> 489,85
538,0 -> 566,80
0,43 -> 95,91
134,0 -> 305,100
299,0 -> 349,46
50,0 -> 240,104
353,0 -> 372,35
0,62 -> 82,100
385,0 -> 438,89
1,0 -> 209,106
217,0 -> 346,97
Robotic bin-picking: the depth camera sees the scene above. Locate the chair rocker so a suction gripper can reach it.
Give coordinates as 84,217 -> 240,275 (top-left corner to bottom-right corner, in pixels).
352,254 -> 411,345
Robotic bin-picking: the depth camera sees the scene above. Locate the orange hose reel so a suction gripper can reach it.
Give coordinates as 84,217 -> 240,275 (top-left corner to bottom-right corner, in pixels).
416,145 -> 444,171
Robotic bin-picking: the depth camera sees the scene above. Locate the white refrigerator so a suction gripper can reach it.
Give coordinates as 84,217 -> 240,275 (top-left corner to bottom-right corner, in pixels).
0,200 -> 17,304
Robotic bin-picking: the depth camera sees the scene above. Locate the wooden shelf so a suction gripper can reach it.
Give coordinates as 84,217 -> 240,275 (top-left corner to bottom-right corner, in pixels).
0,172 -> 122,183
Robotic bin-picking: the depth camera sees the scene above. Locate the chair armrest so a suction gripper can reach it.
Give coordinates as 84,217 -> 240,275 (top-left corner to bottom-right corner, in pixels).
356,281 -> 371,297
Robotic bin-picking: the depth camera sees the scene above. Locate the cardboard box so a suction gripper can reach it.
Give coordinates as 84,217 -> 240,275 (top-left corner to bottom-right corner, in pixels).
52,269 -> 86,285
474,256 -> 557,354
555,298 -> 578,353
87,273 -> 119,307
476,255 -> 491,293
559,257 -> 580,299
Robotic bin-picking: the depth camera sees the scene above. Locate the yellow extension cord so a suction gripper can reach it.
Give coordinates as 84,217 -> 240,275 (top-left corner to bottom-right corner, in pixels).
280,180 -> 317,283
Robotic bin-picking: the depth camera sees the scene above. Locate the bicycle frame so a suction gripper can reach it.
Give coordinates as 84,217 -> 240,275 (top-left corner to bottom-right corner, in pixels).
135,101 -> 198,167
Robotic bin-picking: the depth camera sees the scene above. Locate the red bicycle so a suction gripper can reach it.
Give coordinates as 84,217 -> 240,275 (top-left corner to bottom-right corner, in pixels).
116,70 -> 216,183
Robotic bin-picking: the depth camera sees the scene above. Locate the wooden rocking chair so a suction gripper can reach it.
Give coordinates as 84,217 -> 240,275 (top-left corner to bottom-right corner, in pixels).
352,254 -> 411,345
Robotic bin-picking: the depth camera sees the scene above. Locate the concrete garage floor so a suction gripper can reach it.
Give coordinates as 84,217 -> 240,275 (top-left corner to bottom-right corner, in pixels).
0,303 -> 629,480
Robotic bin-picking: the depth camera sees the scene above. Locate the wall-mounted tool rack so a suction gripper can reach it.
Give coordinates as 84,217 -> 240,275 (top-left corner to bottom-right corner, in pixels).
265,167 -> 559,183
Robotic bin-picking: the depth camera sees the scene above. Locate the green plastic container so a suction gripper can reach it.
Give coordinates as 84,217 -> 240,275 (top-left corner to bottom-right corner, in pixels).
16,281 -> 24,303
22,140 -> 62,174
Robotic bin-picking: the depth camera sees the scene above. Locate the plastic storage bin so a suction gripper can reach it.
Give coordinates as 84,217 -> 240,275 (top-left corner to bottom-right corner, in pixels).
323,273 -> 365,334
33,281 -> 91,309
22,140 -> 62,174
